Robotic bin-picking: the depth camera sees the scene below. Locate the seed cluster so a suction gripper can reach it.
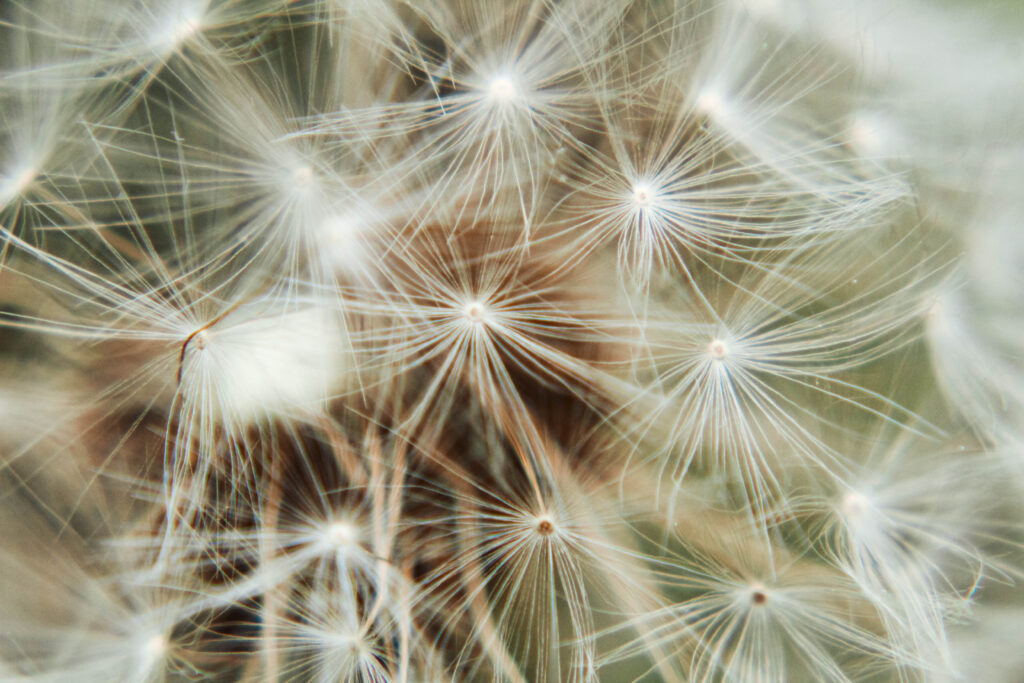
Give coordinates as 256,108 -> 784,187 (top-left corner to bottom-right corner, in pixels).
1,1 -> 1023,681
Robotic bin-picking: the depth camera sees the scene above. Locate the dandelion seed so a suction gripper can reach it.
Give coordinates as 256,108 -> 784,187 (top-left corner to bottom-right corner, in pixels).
289,164 -> 316,191
599,533 -> 898,682
848,111 -> 902,159
535,514 -> 556,536
628,253 -> 937,534
321,520 -> 360,552
419,445 -> 645,683
708,338 -> 729,361
463,299 -> 491,325
694,88 -> 727,119
488,75 -> 521,103
0,166 -> 36,205
786,421 -> 1019,676
630,183 -> 656,210
136,631 -> 170,673
149,3 -> 206,54
738,0 -> 787,23
313,207 -> 383,284
840,490 -> 871,519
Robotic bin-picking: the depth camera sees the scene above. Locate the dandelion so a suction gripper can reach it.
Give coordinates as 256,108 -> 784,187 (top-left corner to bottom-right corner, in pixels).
1,1 -> 1022,681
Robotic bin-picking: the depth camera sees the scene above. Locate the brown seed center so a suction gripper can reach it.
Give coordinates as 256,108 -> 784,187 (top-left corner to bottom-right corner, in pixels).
465,301 -> 488,323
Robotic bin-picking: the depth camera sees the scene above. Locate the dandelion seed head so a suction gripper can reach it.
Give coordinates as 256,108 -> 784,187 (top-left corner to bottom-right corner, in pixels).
0,3 -> 1013,680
